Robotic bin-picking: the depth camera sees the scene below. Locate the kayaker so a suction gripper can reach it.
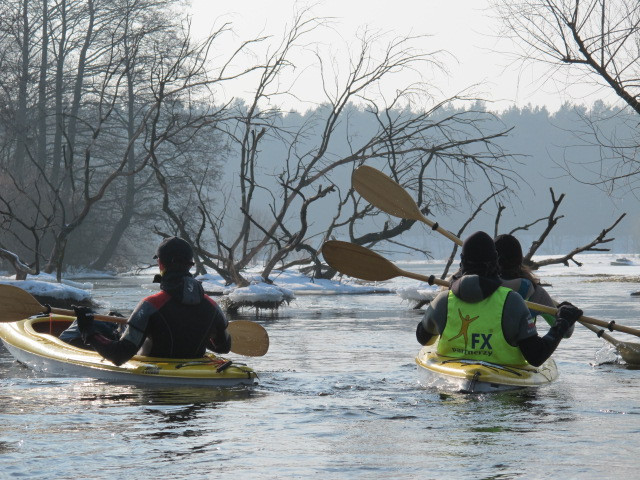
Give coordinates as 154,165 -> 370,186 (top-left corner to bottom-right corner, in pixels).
73,236 -> 232,366
416,231 -> 582,367
495,233 -> 574,338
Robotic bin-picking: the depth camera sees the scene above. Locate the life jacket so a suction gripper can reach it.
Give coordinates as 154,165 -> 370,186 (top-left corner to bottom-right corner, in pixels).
438,287 -> 528,365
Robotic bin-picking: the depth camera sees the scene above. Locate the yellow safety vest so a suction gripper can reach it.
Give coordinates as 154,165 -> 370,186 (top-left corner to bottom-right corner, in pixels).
438,287 -> 528,365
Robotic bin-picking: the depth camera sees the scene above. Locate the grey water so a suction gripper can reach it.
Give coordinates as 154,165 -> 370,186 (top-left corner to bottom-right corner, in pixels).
1,264 -> 639,479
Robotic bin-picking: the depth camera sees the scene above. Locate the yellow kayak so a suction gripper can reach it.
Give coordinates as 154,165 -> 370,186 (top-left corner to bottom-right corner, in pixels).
415,344 -> 558,393
0,315 -> 258,387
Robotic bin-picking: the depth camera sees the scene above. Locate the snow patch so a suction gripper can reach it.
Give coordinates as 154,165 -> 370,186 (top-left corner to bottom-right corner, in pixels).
396,283 -> 439,302
0,279 -> 91,302
225,282 -> 295,303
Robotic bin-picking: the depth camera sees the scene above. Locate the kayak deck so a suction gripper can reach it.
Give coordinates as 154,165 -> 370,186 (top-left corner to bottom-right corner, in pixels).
0,315 -> 258,387
415,345 -> 558,393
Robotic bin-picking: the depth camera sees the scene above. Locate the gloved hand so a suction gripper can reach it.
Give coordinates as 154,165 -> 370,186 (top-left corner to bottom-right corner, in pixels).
73,305 -> 96,342
555,301 -> 583,337
556,301 -> 583,324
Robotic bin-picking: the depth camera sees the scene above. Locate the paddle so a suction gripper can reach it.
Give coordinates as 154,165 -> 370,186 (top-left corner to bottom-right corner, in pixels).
352,165 -> 640,360
0,284 -> 269,357
579,321 -> 640,364
321,240 -> 640,339
352,165 -> 463,246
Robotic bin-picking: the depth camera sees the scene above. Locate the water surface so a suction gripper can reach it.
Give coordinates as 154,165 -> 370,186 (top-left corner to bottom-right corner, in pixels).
1,261 -> 639,479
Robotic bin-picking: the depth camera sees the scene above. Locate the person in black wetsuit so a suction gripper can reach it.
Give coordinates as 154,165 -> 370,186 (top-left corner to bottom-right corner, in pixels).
74,237 -> 231,366
416,231 -> 582,367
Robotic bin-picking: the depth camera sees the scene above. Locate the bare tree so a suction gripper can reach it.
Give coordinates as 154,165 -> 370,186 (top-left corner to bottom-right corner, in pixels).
152,10 -> 521,287
492,186 -> 625,268
492,0 -> 640,193
0,1 -> 249,277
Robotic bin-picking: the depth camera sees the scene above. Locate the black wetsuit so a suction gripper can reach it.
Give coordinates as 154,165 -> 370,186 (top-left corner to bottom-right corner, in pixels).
86,272 -> 231,366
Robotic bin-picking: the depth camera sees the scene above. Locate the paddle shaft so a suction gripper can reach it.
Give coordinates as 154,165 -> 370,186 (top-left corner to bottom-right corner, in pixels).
50,306 -> 127,324
580,319 -> 621,346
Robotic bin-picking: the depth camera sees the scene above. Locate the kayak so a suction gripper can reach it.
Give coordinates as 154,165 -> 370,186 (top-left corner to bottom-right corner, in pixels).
415,344 -> 558,393
0,315 -> 258,387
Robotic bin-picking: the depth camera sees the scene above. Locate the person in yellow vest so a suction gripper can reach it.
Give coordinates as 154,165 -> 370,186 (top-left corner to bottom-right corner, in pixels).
495,233 -> 574,338
416,231 -> 582,366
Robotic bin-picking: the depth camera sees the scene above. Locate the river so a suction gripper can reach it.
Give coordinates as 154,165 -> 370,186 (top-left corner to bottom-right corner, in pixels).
1,257 -> 639,479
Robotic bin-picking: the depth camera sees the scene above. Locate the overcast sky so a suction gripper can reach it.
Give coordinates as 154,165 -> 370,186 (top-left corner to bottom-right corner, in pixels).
188,0 -> 611,113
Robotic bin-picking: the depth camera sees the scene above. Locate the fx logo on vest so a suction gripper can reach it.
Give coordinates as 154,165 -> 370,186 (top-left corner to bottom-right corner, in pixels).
471,333 -> 492,349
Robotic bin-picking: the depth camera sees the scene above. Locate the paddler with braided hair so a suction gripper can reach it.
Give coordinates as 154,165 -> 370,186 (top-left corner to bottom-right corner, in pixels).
416,231 -> 582,366
72,236 -> 232,366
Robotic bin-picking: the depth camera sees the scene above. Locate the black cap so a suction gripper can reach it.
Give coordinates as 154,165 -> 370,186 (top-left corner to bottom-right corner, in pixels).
154,236 -> 194,264
494,234 -> 523,268
461,231 -> 498,264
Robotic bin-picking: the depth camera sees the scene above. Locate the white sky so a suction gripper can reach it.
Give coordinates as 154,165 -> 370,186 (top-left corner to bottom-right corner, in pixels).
188,0 -> 612,112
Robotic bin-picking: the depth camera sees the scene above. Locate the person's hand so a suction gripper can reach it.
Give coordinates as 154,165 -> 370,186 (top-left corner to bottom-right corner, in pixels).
72,305 -> 95,341
556,301 -> 583,326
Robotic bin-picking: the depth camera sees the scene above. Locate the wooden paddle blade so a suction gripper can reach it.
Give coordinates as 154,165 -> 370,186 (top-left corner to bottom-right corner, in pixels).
616,342 -> 640,365
321,240 -> 399,281
352,166 -> 426,222
227,320 -> 269,357
352,165 -> 464,247
0,284 -> 47,322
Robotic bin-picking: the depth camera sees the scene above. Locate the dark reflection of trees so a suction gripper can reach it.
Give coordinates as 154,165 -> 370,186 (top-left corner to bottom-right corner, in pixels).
75,384 -> 258,440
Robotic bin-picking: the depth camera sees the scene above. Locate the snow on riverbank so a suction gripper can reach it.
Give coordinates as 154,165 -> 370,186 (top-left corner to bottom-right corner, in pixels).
2,252 -> 639,307
0,276 -> 92,302
0,264 -> 396,307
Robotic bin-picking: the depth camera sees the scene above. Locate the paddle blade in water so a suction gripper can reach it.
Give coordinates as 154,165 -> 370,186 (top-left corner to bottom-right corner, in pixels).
616,342 -> 640,365
321,240 -> 398,281
0,284 -> 46,323
227,320 -> 269,357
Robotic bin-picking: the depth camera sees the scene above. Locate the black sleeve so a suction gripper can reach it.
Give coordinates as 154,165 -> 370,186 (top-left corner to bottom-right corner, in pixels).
85,299 -> 153,366
87,334 -> 139,366
207,303 -> 232,354
517,323 -> 567,367
416,322 -> 436,346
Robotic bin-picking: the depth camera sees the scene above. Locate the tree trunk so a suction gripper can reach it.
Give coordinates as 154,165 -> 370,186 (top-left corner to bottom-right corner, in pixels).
50,0 -> 67,185
90,59 -> 137,271
36,0 -> 48,168
15,0 -> 30,174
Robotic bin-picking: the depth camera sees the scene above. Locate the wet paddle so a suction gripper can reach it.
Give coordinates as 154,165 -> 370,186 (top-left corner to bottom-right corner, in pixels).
0,284 -> 269,356
580,321 -> 640,364
352,165 -> 640,361
321,240 -> 640,339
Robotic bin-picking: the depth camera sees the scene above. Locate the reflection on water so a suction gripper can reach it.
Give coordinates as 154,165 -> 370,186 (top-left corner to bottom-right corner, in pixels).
1,265 -> 640,479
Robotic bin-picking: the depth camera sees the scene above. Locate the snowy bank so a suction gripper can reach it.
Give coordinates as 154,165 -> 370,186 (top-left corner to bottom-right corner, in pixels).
0,278 -> 91,303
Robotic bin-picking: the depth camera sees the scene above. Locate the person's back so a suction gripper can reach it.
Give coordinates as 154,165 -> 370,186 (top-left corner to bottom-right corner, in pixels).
74,237 -> 231,366
436,273 -> 532,365
417,231 -> 582,367
131,271 -> 228,359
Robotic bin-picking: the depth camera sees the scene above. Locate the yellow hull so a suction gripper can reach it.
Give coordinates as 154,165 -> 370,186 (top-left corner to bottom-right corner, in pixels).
415,345 -> 558,393
0,315 -> 258,387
